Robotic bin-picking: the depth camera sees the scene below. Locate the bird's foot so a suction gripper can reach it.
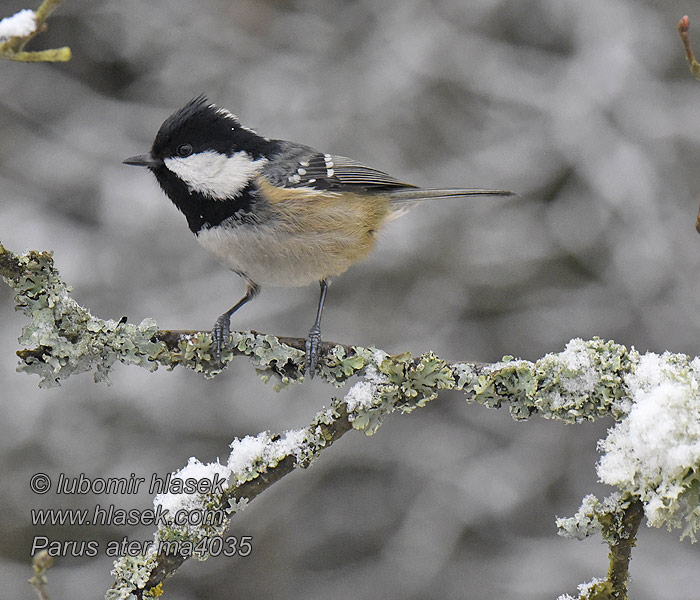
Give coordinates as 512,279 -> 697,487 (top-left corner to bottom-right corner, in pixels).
305,325 -> 322,379
212,314 -> 231,364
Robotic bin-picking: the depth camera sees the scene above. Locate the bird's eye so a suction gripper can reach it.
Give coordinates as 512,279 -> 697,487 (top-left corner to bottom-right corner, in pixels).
177,143 -> 193,157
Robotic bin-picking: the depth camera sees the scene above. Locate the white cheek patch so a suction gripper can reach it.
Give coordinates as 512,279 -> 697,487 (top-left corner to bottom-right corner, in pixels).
164,150 -> 267,199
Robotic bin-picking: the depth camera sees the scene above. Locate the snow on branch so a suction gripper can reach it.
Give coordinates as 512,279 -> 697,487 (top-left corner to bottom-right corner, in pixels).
0,9 -> 37,40
0,0 -> 71,62
2,242 -> 699,600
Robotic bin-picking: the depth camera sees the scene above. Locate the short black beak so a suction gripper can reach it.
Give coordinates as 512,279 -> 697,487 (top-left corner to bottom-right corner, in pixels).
123,153 -> 162,168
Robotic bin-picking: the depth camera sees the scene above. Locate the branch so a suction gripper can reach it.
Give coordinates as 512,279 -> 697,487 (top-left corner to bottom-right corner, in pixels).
3,243 -> 699,598
0,242 -> 470,389
557,495 -> 645,600
0,0 -> 71,62
606,498 -> 644,598
109,403 -> 356,598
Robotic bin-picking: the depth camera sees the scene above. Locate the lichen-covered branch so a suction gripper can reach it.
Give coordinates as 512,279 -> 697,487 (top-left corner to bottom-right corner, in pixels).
557,494 -> 644,600
108,403 -> 355,599
606,499 -> 644,599
0,0 -> 71,62
3,243 -> 699,599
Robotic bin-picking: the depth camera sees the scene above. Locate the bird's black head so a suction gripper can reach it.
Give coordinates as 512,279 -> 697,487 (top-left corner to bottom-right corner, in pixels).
124,96 -> 279,233
150,95 -> 274,163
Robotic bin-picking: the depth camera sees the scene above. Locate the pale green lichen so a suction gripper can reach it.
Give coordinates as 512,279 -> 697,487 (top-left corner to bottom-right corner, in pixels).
557,494 -> 606,541
556,493 -> 640,600
556,493 -> 633,544
5,249 -> 165,387
151,457 -> 234,561
379,351 -> 455,410
154,499 -> 229,551
452,362 -> 479,391
469,357 -> 538,417
228,401 -> 345,472
228,331 -> 304,389
173,333 -> 215,373
318,344 -> 371,385
161,329 -> 306,385
1,246 -> 315,386
460,339 -> 631,424
345,351 -> 456,435
225,496 -> 249,516
8,244 -> 700,582
108,551 -> 158,600
557,578 -> 612,600
534,338 -> 629,422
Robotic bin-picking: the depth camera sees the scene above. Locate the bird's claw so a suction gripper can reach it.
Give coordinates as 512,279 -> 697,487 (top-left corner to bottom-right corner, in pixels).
305,326 -> 322,378
212,314 -> 231,364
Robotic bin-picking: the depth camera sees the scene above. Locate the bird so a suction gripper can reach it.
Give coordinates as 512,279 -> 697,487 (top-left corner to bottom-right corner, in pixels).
123,96 -> 513,376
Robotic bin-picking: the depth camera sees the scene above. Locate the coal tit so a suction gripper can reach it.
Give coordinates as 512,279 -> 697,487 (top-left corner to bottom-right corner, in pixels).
124,96 -> 512,376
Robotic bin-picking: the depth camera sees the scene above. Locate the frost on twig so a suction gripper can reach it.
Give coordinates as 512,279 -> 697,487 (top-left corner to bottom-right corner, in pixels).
2,243 -> 699,599
0,0 -> 71,62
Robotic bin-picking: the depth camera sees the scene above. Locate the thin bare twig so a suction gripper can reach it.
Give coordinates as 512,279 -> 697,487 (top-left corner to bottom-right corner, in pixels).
676,17 -> 700,234
678,15 -> 700,79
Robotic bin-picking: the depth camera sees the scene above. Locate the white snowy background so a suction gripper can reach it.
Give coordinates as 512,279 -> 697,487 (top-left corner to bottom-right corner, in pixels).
1,0 -> 700,598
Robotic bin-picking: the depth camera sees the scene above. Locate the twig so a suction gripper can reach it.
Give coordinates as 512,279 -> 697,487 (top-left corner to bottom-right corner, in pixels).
0,0 -> 71,62
678,15 -> 700,79
677,16 -> 700,234
558,496 -> 645,600
605,499 -> 644,600
28,550 -> 54,600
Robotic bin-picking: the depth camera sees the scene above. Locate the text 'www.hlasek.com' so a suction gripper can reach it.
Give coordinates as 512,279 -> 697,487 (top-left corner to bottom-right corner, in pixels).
29,472 -> 252,559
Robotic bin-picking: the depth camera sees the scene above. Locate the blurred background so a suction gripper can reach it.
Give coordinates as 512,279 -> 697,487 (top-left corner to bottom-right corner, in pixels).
1,0 -> 700,598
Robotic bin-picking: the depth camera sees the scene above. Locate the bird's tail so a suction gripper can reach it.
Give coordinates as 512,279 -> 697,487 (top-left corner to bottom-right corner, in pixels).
388,188 -> 515,203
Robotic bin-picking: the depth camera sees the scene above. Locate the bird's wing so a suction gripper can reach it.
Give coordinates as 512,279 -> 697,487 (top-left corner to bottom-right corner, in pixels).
315,154 -> 414,189
263,145 -> 417,192
261,144 -> 513,199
